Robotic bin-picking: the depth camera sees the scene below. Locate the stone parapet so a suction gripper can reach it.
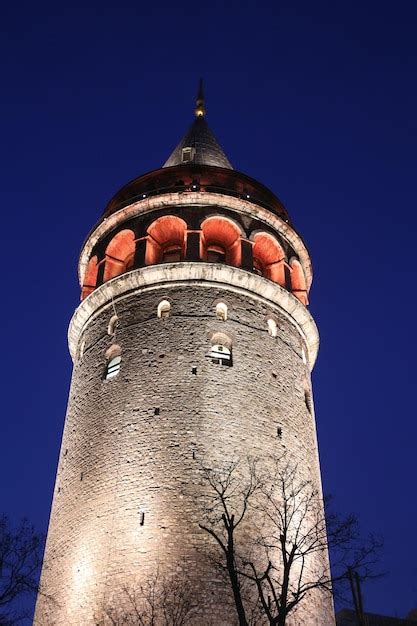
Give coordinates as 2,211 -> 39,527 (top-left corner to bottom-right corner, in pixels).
69,263 -> 319,368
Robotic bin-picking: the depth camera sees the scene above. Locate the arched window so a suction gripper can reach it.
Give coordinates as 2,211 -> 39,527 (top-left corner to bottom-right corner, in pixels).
157,300 -> 171,318
252,232 -> 286,286
209,344 -> 232,366
103,230 -> 135,282
209,332 -> 233,366
290,258 -> 308,305
267,318 -> 278,337
216,302 -> 228,321
104,345 -> 122,380
79,340 -> 86,360
107,315 -> 119,336
201,217 -> 242,267
81,255 -> 99,300
145,216 -> 187,265
106,356 -> 121,380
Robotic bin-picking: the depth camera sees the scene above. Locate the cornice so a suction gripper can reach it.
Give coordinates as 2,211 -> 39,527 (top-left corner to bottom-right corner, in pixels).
69,263 -> 319,369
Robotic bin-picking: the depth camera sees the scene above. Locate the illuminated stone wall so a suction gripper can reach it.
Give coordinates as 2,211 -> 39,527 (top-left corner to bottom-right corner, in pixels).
34,276 -> 334,625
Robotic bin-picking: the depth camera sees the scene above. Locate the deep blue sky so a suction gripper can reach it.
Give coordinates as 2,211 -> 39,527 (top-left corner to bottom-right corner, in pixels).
1,0 -> 416,620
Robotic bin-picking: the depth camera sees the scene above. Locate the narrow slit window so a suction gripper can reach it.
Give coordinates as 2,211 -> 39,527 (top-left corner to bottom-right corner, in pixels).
305,390 -> 313,414
106,355 -> 121,380
301,347 -> 307,365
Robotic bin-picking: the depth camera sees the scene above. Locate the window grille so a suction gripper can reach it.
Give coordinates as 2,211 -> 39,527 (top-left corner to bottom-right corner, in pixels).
106,355 -> 121,380
209,344 -> 232,366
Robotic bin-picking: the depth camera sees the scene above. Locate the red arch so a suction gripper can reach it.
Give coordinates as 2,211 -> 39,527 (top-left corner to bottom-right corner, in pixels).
290,258 -> 308,305
201,217 -> 242,267
103,230 -> 135,282
252,232 -> 285,286
145,215 -> 187,265
81,255 -> 99,300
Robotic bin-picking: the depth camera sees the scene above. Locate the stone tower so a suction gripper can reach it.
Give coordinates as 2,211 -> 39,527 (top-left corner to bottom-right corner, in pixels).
35,85 -> 335,625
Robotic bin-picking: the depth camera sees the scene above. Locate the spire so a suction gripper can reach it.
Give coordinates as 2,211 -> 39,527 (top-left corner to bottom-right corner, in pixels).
194,79 -> 205,118
163,82 -> 233,169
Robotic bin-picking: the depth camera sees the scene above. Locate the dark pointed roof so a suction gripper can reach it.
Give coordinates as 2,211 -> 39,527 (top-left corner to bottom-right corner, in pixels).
163,82 -> 233,170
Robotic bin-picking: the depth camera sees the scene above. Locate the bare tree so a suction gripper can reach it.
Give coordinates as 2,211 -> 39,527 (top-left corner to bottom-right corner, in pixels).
198,458 -> 381,626
0,515 -> 43,625
96,571 -> 198,626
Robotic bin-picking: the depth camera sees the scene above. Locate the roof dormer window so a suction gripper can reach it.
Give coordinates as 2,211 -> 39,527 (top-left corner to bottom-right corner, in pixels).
181,147 -> 195,163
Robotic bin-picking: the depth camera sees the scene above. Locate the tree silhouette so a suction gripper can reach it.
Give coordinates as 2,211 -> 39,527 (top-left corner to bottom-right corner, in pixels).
96,571 -> 198,626
0,516 -> 43,625
198,458 -> 381,626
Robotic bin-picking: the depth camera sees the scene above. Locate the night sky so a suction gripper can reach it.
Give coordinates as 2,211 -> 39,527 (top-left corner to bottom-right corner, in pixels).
1,0 -> 416,620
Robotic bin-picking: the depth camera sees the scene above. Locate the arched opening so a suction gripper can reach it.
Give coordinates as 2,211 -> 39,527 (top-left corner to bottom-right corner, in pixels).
216,302 -> 228,321
252,233 -> 286,286
79,340 -> 86,360
157,300 -> 171,318
209,332 -> 233,366
201,217 -> 242,267
103,230 -> 135,282
104,344 -> 122,380
107,315 -> 119,336
267,318 -> 278,337
145,215 -> 187,265
290,258 -> 308,305
81,255 -> 99,300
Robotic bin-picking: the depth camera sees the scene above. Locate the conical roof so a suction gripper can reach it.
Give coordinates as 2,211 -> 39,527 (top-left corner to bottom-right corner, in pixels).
163,82 -> 233,170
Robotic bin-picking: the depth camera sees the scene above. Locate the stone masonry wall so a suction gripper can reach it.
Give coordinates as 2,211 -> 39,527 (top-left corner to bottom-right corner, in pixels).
34,281 -> 334,626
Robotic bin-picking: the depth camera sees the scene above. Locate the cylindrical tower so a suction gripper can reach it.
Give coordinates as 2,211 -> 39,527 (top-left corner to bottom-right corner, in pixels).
35,88 -> 334,625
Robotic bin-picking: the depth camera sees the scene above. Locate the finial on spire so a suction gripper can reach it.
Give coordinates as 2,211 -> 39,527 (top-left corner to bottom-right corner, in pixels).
195,78 -> 206,117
